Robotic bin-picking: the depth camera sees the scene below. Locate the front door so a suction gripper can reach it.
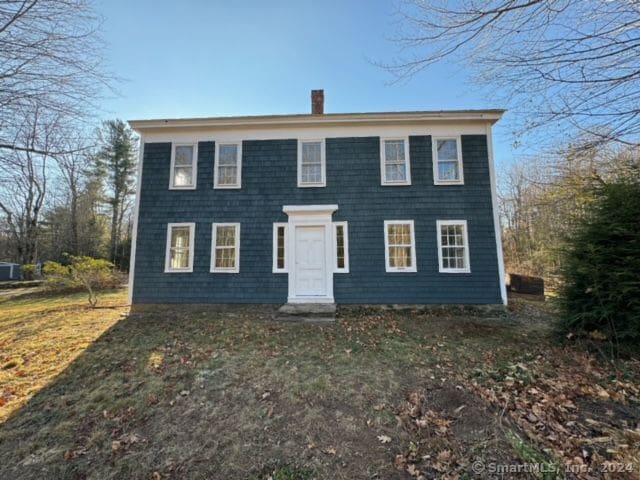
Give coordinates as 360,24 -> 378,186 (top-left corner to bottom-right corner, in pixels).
294,225 -> 327,297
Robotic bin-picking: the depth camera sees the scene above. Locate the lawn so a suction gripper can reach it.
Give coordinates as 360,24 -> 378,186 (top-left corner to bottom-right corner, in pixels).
0,289 -> 638,479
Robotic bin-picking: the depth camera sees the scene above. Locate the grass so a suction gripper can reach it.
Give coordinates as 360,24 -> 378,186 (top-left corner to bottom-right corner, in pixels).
0,290 -> 638,479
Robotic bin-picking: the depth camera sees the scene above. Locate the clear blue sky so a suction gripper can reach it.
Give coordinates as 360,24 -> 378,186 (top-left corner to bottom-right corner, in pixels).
96,0 -> 515,169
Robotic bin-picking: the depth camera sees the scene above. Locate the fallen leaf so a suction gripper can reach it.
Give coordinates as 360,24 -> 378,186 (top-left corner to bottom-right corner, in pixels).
377,434 -> 392,444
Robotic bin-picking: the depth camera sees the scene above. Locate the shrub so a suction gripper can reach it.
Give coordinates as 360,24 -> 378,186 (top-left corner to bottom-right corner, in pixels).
558,181 -> 640,350
21,264 -> 37,280
43,256 -> 117,306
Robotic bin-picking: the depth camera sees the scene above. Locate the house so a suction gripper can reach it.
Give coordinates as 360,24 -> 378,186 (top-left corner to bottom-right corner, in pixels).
128,91 -> 506,306
0,262 -> 21,281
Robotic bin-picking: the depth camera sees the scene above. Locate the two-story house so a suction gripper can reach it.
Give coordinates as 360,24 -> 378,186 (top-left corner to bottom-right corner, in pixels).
128,91 -> 506,306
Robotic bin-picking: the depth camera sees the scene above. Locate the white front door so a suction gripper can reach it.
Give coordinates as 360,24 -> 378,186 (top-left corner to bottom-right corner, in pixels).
294,226 -> 327,297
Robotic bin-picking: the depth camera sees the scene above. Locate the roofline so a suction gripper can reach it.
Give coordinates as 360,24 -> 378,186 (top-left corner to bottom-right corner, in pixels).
128,110 -> 505,132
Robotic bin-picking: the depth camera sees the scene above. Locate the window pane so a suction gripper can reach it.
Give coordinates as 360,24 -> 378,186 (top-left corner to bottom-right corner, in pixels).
277,226 -> 285,269
336,225 -> 345,269
216,226 -> 236,246
385,163 -> 406,182
215,247 -> 236,268
302,164 -> 322,183
437,139 -> 458,161
302,142 -> 321,164
170,249 -> 189,269
218,166 -> 238,185
175,146 -> 193,166
219,144 -> 238,166
171,227 -> 190,248
440,224 -> 467,270
385,140 -> 404,162
173,166 -> 193,186
389,246 -> 412,267
438,161 -> 459,181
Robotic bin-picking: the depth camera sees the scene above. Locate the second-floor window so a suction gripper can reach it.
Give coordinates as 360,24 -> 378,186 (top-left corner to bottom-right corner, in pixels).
298,140 -> 326,187
381,138 -> 411,186
433,137 -> 464,185
214,142 -> 242,189
170,144 -> 197,189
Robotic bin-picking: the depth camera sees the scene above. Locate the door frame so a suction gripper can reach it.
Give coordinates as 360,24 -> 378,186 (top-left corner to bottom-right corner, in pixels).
283,204 -> 338,304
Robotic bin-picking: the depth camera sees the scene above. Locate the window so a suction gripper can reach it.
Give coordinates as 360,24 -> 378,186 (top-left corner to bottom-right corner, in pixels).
333,222 -> 349,273
380,138 -> 411,185
384,220 -> 416,272
437,220 -> 470,273
272,223 -> 288,273
214,142 -> 242,188
298,140 -> 326,187
433,137 -> 464,184
165,223 -> 195,272
170,144 -> 197,189
211,223 -> 240,273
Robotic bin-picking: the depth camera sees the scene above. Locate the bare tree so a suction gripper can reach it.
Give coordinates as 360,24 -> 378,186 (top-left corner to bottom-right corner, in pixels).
0,107 -> 63,264
387,0 -> 640,148
0,0 -> 111,156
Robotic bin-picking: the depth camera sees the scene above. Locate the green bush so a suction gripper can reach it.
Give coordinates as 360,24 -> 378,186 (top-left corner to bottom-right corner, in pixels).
558,181 -> 640,350
43,256 -> 117,306
21,264 -> 37,280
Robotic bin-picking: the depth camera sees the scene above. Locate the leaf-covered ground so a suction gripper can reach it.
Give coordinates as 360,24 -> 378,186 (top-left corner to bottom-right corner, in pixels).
0,290 -> 638,479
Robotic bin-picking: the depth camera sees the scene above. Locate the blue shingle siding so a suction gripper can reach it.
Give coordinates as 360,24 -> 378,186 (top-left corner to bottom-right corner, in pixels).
132,135 -> 501,304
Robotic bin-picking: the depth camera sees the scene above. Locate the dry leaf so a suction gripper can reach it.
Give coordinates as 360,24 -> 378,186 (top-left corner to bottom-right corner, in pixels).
377,434 -> 392,444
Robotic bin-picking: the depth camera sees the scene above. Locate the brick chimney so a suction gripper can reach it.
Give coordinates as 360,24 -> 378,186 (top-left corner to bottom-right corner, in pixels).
311,89 -> 324,114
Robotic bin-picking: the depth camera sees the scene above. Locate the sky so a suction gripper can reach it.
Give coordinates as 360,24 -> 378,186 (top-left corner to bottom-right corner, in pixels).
95,0 -> 516,169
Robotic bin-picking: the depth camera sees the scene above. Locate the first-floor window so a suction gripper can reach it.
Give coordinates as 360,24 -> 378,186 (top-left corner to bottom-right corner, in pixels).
384,220 -> 416,272
272,223 -> 287,273
437,220 -> 470,273
333,221 -> 349,273
165,223 -> 195,272
211,223 -> 240,273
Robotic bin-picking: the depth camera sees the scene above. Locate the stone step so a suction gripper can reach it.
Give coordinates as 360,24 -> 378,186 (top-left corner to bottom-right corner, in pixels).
274,303 -> 336,323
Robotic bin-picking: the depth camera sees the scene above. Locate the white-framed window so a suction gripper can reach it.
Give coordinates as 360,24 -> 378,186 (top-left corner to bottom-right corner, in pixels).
333,221 -> 349,273
433,137 -> 464,185
272,222 -> 288,273
384,220 -> 417,272
165,223 -> 195,272
437,220 -> 470,273
214,142 -> 242,189
170,143 -> 197,189
380,137 -> 411,186
211,223 -> 240,273
297,139 -> 326,187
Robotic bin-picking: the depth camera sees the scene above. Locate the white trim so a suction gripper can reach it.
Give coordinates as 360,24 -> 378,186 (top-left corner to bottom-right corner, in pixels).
129,110 -> 505,131
384,220 -> 417,273
380,137 -> 411,186
333,221 -> 349,273
214,141 -> 242,189
272,222 -> 288,273
432,136 -> 464,185
283,204 -> 337,303
9,264 -> 14,279
436,220 -> 471,273
135,123 -> 494,145
128,134 -> 145,303
486,125 -> 508,304
169,143 -> 198,190
210,223 -> 240,273
164,223 -> 195,273
297,139 -> 326,187
283,204 -> 338,214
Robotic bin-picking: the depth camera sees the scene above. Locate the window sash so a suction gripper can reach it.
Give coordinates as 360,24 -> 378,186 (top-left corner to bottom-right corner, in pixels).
382,139 -> 410,184
165,224 -> 194,272
298,140 -> 325,186
171,144 -> 196,188
384,221 -> 416,271
211,224 -> 239,272
437,221 -> 470,272
215,143 -> 241,187
434,138 -> 463,183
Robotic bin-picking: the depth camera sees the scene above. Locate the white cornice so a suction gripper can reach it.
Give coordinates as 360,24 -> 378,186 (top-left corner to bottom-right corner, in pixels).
128,110 -> 505,132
